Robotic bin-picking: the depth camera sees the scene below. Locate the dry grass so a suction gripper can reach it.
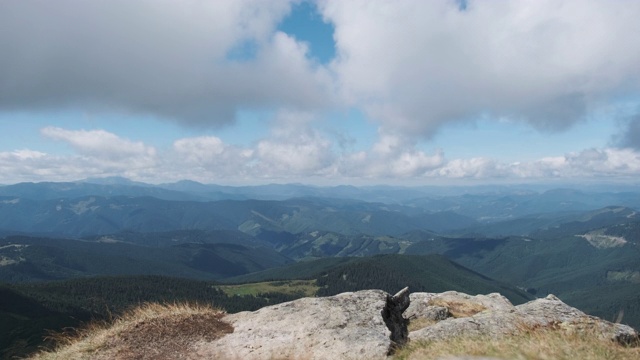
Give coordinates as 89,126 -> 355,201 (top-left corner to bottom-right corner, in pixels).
29,302 -> 232,360
428,298 -> 487,318
408,317 -> 439,332
218,279 -> 318,297
396,326 -> 640,360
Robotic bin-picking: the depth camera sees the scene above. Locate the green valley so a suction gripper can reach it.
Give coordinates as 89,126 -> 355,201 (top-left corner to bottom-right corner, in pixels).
1,181 -> 639,358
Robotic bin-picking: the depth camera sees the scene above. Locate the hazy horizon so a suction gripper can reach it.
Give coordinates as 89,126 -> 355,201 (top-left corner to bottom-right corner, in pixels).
2,175 -> 640,196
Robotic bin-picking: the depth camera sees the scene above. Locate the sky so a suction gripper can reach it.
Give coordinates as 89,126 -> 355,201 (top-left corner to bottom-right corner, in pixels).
1,0 -> 640,186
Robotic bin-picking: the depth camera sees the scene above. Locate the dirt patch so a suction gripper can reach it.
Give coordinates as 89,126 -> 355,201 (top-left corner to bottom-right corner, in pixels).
428,298 -> 487,318
103,312 -> 232,360
577,233 -> 627,248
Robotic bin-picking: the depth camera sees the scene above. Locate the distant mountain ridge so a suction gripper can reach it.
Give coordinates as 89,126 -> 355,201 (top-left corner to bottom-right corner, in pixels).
0,181 -> 205,201
1,178 -> 640,339
0,195 -> 477,237
2,179 -> 639,218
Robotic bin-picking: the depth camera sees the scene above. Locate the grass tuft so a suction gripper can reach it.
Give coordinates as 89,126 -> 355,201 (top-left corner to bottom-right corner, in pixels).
396,325 -> 640,360
29,302 -> 231,360
218,279 -> 318,297
408,317 -> 439,332
428,298 -> 487,318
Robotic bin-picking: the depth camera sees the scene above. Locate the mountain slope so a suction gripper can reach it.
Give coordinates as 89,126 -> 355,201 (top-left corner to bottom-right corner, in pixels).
0,284 -> 91,359
0,181 -> 204,201
0,236 -> 292,282
226,254 -> 532,305
314,254 -> 532,304
0,195 -> 476,237
2,275 -> 307,359
403,225 -> 640,328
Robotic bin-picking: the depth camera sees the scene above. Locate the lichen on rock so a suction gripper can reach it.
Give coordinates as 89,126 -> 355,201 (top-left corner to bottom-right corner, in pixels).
33,289 -> 639,360
409,293 -> 639,346
192,289 -> 398,360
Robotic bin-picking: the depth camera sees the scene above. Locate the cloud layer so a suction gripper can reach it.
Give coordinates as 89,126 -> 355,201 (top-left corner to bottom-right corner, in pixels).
1,125 -> 638,184
3,1 -> 640,136
0,0 -> 332,125
322,0 -> 640,137
1,1 -> 640,184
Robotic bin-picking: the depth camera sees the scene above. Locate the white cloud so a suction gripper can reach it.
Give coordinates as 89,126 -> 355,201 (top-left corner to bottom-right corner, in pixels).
41,127 -> 156,160
167,136 -> 254,182
39,127 -> 157,177
3,124 -> 640,184
338,133 -> 445,178
321,0 -> 640,137
432,158 -> 506,179
166,111 -> 338,181
501,148 -> 640,179
173,136 -> 227,163
5,149 -> 47,161
0,0 -> 333,126
254,111 -> 336,177
0,150 -> 110,183
565,148 -> 640,175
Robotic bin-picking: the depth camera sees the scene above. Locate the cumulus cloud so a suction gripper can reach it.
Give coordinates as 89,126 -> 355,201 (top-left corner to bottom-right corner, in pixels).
165,111 -> 339,181
0,0 -> 332,126
40,127 -> 157,174
2,124 -> 448,183
0,150 -> 130,183
41,127 -> 155,159
6,0 -> 639,141
5,1 -> 640,184
2,124 -> 640,184
338,133 -> 445,178
173,137 -> 227,162
408,147 -> 640,181
253,111 -> 336,177
169,136 -> 253,181
502,148 -> 640,179
564,148 -> 640,176
321,0 -> 640,137
433,158 -> 507,179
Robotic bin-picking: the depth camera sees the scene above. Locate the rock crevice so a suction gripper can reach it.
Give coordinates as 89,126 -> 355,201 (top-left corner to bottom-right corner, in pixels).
381,286 -> 411,353
191,289 -> 638,360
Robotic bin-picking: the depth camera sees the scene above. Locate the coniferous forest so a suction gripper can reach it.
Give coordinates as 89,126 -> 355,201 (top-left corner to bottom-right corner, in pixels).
1,182 -> 640,358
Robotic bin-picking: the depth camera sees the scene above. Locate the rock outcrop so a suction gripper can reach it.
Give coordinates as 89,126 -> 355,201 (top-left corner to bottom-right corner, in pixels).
189,289 -> 637,360
409,291 -> 638,346
192,289 -> 410,360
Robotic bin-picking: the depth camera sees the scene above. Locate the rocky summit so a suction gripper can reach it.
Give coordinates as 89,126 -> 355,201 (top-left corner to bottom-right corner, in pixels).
407,291 -> 637,345
29,288 -> 639,360
189,289 -> 638,360
191,289 -> 405,359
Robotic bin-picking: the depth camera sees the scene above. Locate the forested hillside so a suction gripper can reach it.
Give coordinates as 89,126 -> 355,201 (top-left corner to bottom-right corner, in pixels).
1,181 -> 639,358
2,275 -> 305,358
0,236 -> 291,282
313,254 -> 532,304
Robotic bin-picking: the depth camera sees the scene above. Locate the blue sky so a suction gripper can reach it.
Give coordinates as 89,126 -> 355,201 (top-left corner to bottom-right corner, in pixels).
1,0 -> 640,185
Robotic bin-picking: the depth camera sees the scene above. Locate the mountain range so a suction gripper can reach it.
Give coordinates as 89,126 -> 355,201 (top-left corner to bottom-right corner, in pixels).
1,178 -> 639,357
